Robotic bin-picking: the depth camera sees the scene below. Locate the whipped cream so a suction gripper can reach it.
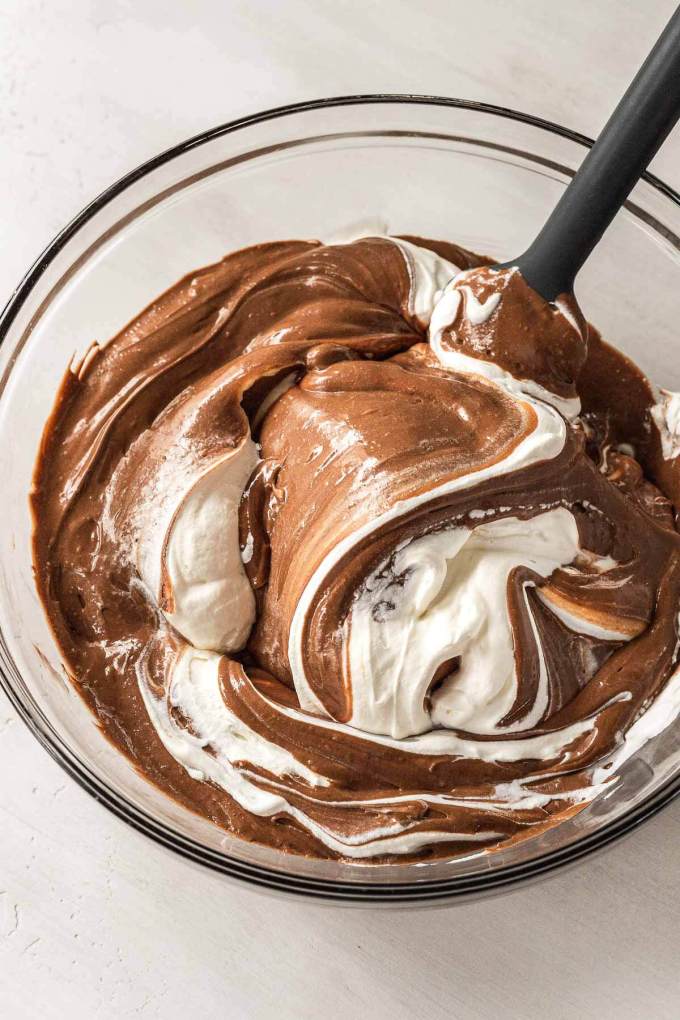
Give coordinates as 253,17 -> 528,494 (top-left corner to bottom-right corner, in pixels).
387,237 -> 461,327
135,434 -> 258,653
346,510 -> 620,739
651,387 -> 680,460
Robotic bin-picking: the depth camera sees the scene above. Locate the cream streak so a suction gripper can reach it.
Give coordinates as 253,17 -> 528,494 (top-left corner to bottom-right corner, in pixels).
651,387 -> 680,460
134,434 -> 258,653
138,644 -> 503,858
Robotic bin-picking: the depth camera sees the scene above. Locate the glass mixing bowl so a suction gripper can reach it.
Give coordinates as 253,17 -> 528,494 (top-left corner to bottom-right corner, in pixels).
2,96 -> 680,905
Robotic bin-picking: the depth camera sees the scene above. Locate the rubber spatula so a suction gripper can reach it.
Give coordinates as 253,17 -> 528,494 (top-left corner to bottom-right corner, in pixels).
498,5 -> 680,301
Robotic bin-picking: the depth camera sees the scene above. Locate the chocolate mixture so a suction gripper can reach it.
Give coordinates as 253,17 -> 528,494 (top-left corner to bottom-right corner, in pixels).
31,236 -> 680,862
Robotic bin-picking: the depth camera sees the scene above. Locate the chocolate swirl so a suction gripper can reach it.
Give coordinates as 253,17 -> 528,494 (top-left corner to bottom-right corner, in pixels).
32,235 -> 680,861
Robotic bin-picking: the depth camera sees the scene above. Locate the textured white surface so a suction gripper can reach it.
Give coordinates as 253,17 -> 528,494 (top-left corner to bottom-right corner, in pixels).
2,1 -> 680,1016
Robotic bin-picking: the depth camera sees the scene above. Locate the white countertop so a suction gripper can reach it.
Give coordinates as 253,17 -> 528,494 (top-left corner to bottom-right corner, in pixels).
2,2 -> 680,1016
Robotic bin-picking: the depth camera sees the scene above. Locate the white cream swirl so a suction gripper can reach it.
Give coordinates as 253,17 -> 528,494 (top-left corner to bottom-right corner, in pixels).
133,432 -> 258,653
651,387 -> 680,460
346,510 -> 581,739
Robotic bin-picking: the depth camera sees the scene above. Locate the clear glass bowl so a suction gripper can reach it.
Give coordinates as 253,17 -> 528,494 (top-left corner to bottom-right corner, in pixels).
2,96 -> 680,905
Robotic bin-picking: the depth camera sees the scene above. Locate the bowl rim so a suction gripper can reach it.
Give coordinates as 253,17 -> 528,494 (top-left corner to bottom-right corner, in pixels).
2,93 -> 680,903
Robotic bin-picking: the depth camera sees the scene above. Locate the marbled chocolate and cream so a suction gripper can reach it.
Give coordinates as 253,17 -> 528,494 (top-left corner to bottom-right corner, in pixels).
31,235 -> 680,862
